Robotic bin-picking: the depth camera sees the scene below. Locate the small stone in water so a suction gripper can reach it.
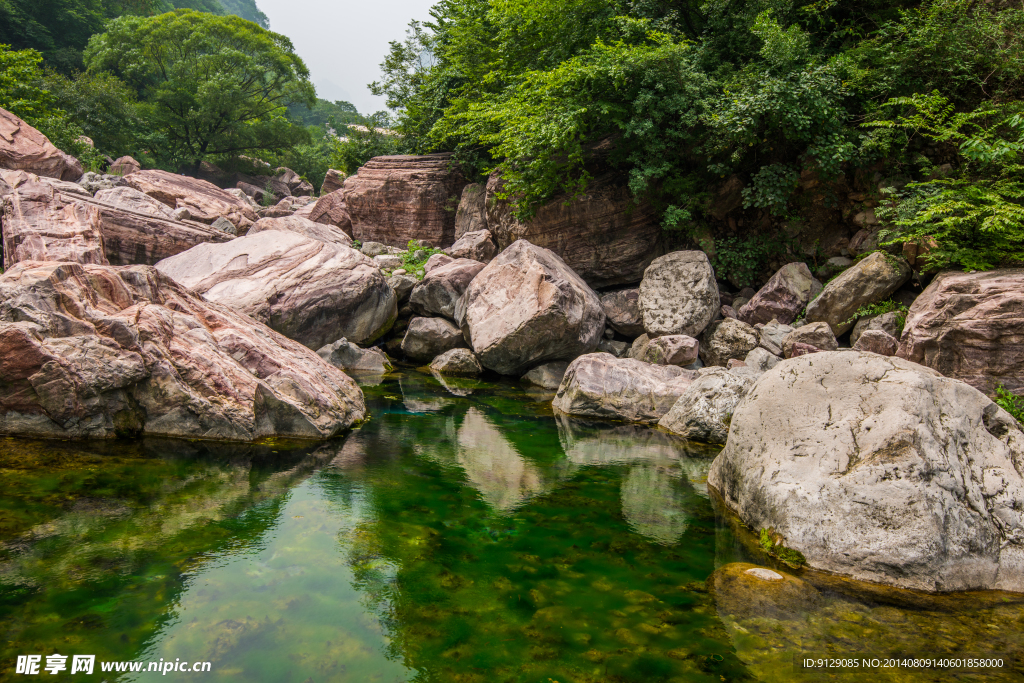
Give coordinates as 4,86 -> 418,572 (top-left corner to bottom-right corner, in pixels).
745,567 -> 784,581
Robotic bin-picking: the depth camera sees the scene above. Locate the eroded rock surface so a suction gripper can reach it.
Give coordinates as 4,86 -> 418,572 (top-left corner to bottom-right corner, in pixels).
804,252 -> 911,335
639,251 -> 719,338
739,262 -> 821,326
600,288 -> 644,338
658,367 -> 755,444
0,261 -> 365,440
156,231 -> 396,349
708,352 -> 1024,592
123,169 -> 258,231
248,215 -> 353,247
2,180 -> 105,268
430,348 -> 483,376
445,229 -> 498,262
0,107 -> 82,180
700,318 -> 758,367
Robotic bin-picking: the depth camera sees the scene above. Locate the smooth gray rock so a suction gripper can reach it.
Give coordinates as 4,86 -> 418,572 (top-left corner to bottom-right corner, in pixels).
743,347 -> 781,374
658,367 -> 756,444
409,258 -> 485,320
460,240 -> 605,375
639,251 -> 720,337
600,288 -> 644,338
401,316 -> 467,362
552,353 -> 697,424
805,252 -> 911,335
757,320 -> 794,356
387,273 -> 418,303
521,361 -> 571,390
597,338 -> 630,357
360,241 -> 388,256
708,351 -> 1024,593
317,338 -> 393,373
429,347 -> 483,376
700,318 -> 758,367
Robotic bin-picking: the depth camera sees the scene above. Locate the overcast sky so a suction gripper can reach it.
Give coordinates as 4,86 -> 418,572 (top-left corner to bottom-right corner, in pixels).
258,0 -> 437,115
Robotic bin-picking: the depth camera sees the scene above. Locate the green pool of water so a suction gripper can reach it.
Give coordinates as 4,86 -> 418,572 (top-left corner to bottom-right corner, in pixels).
1,371 -> 1022,682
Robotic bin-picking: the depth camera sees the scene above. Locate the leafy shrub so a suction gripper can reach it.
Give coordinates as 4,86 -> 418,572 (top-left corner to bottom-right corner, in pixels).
842,299 -> 910,333
711,234 -> 786,288
995,386 -> 1024,425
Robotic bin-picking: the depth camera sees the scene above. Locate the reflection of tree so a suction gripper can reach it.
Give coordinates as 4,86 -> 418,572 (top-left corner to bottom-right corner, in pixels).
0,437 -> 345,669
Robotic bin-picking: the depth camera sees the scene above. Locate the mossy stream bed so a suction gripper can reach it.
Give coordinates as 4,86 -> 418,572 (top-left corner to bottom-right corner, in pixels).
1,371 -> 1022,682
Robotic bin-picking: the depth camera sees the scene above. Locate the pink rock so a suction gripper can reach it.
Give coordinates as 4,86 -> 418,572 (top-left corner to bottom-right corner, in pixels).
787,342 -> 822,358
739,262 -> 821,326
1,180 -> 105,268
343,154 -> 467,247
0,107 -> 82,181
308,189 -> 352,235
109,156 -> 141,176
124,169 -> 258,231
853,329 -> 898,356
639,334 -> 699,366
897,268 -> 1024,394
727,359 -> 748,369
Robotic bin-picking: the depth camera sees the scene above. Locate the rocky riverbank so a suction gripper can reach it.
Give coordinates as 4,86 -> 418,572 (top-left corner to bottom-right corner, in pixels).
0,107 -> 1022,595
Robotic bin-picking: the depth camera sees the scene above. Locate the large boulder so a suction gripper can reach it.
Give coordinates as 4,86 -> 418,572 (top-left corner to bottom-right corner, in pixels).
638,251 -> 720,338
658,367 -> 756,444
276,167 -> 313,196
638,334 -> 699,366
0,261 -> 365,440
708,352 -> 1024,592
853,329 -> 898,356
600,288 -> 644,338
123,169 -> 258,231
897,269 -> 1024,395
342,154 -> 467,247
0,107 -> 82,181
445,229 -> 498,262
485,171 -> 662,288
307,189 -> 352,235
781,322 -> 838,358
739,262 -> 821,326
409,258 -> 485,320
401,316 -> 467,362
248,215 -> 353,247
109,156 -> 141,177
700,318 -> 758,367
94,186 -> 175,219
454,182 -> 486,238
2,180 -> 106,268
552,353 -> 697,423
804,252 -> 911,335
156,231 -> 396,349
458,240 -> 605,375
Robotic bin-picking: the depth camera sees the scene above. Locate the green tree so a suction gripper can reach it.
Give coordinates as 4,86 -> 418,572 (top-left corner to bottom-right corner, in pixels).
84,9 -> 315,170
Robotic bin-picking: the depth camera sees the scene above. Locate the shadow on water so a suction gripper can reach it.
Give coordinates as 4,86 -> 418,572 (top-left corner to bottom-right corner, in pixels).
0,370 -> 1022,682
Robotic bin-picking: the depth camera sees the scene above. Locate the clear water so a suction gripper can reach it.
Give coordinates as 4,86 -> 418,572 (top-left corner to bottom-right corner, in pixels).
1,371 -> 1022,682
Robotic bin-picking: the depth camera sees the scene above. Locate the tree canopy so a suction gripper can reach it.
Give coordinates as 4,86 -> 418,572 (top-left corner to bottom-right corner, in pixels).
85,9 -> 315,169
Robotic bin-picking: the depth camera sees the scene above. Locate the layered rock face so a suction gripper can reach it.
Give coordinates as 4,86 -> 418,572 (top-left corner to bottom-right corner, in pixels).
639,251 -> 720,337
321,169 -> 345,195
342,154 -> 467,247
485,172 -> 662,287
454,183 -> 486,238
123,169 -> 258,231
0,107 -> 82,181
708,351 -> 1024,593
553,353 -> 697,423
2,179 -> 105,268
0,261 -> 365,440
2,174 -> 233,268
459,240 -> 605,375
898,268 -> 1024,394
804,252 -> 911,335
156,231 -> 396,349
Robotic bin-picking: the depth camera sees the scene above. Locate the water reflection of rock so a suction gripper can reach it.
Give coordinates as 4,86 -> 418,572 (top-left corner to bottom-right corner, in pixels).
399,374 -> 459,412
452,408 -> 553,512
620,465 -> 690,544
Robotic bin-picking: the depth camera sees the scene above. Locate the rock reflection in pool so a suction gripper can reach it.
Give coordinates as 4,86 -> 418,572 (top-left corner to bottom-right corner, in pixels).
1,372 -> 1022,683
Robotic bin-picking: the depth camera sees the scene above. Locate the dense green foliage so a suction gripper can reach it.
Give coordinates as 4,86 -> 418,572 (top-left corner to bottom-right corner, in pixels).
373,0 -> 1024,270
996,386 -> 1024,425
84,10 -> 315,169
288,98 -> 365,128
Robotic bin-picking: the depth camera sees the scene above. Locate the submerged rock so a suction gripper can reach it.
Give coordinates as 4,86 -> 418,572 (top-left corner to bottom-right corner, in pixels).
708,351 -> 1024,593
521,361 -> 570,390
0,261 -> 365,440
